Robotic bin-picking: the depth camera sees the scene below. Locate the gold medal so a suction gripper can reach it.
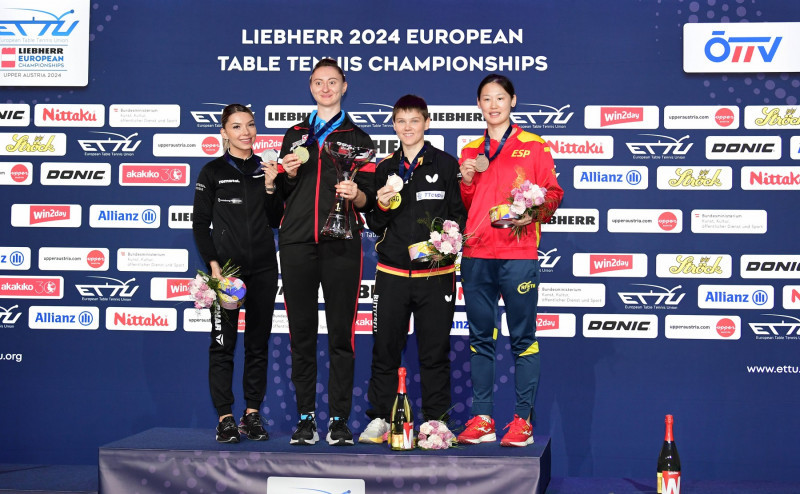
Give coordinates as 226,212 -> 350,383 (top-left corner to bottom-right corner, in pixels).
294,146 -> 310,163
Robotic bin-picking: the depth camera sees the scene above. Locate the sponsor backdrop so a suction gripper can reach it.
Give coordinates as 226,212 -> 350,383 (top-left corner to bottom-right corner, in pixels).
1,0 -> 799,483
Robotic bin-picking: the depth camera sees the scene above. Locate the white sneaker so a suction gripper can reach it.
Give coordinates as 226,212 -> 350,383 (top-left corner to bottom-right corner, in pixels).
358,417 -> 390,444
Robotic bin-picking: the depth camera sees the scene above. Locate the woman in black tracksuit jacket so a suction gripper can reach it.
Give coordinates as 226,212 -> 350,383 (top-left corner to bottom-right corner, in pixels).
192,104 -> 283,443
277,58 -> 376,446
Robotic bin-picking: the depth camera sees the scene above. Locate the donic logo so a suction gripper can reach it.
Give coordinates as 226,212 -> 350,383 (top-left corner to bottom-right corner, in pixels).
705,30 -> 782,64
1,8 -> 79,37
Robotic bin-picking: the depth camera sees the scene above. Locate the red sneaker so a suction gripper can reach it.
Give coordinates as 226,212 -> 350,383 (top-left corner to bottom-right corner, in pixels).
457,416 -> 496,444
500,414 -> 533,447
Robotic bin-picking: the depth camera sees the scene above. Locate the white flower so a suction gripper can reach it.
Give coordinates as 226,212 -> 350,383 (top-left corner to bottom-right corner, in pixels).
429,231 -> 442,242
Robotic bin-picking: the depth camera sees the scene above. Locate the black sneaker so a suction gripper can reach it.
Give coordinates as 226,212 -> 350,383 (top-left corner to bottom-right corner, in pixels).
326,416 -> 354,446
238,411 -> 269,441
215,416 -> 240,443
290,413 -> 318,445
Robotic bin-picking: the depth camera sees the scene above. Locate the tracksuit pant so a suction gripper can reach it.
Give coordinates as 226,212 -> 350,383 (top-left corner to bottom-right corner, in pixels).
280,239 -> 362,419
209,267 -> 278,417
461,257 -> 541,422
366,268 -> 455,422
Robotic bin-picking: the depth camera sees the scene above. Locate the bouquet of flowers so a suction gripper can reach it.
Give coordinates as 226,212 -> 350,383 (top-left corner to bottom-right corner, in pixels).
507,180 -> 548,240
417,420 -> 456,450
188,259 -> 246,311
409,217 -> 465,265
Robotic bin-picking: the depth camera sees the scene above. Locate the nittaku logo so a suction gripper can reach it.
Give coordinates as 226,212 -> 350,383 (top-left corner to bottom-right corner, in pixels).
75,276 -> 138,299
749,313 -> 800,340
704,30 -> 781,64
78,132 -> 141,153
0,304 -> 21,325
627,134 -> 693,157
618,284 -> 684,308
0,8 -> 80,37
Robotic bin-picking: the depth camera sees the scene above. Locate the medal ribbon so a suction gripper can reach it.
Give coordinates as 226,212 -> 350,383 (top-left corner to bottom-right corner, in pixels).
303,110 -> 343,148
398,144 -> 426,183
223,151 -> 262,176
483,124 -> 514,162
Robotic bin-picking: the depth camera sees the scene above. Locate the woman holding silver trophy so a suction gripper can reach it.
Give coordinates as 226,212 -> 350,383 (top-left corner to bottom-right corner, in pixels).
275,58 -> 376,446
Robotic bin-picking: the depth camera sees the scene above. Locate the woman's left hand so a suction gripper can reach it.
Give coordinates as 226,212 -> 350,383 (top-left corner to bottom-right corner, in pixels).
335,179 -> 359,201
511,213 -> 534,227
261,160 -> 279,188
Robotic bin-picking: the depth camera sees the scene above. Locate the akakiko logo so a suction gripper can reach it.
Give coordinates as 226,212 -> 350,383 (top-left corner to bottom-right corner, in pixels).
0,162 -> 32,185
89,205 -> 160,229
538,248 -> 561,271
573,253 -> 647,277
698,284 -> 773,309
705,136 -> 781,160
34,104 -> 105,127
683,23 -> 800,73
39,247 -> 108,271
0,304 -> 21,326
657,166 -> 731,190
0,247 -> 30,270
656,254 -> 732,278
582,314 -> 658,339
749,313 -> 800,341
0,104 -> 30,126
105,307 -> 177,331
664,314 -> 741,340
78,132 -> 141,154
573,165 -> 647,189
607,209 -> 682,233
534,313 -> 576,337
119,163 -> 190,186
40,162 -> 111,186
354,312 -> 373,334
627,134 -> 693,159
584,106 -> 659,129
75,276 -> 139,300
741,255 -> 800,279
371,134 -> 445,159
741,166 -> 800,191
9,204 -> 82,228
28,306 -> 99,330
1,133 -> 67,156
538,282 -> 605,308
117,248 -> 189,272
150,277 -> 192,301
168,205 -> 193,229
0,276 -> 63,299
541,208 -> 600,233
663,106 -> 739,129
691,209 -> 767,234
745,106 -> 800,129
618,284 -> 685,309
109,104 -> 181,128
541,135 -> 613,159
783,286 -> 800,310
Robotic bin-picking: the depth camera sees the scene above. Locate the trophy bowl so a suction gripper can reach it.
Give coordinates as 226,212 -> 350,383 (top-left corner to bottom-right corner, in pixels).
320,141 -> 376,239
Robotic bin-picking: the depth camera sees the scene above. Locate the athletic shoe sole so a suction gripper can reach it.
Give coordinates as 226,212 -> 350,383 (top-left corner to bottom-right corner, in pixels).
326,433 -> 355,446
358,436 -> 385,444
457,433 -> 496,444
501,436 -> 534,447
289,432 -> 319,445
215,434 -> 241,444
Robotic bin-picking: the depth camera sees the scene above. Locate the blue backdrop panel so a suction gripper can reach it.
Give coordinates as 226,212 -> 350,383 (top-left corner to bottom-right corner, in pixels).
1,0 -> 799,484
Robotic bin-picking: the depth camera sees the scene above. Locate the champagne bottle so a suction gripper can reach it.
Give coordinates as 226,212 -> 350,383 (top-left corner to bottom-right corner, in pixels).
389,367 -> 414,450
657,414 -> 681,494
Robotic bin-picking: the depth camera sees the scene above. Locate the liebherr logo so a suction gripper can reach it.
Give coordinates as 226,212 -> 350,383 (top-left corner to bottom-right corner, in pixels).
618,284 -> 685,309
749,313 -> 800,341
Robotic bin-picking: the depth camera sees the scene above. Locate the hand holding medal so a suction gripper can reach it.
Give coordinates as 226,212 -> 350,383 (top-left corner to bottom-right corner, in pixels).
377,174 -> 403,210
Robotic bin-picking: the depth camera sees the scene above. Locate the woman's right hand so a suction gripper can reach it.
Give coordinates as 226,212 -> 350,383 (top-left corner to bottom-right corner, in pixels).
282,153 -> 302,178
209,260 -> 223,282
376,184 -> 396,208
460,158 -> 477,185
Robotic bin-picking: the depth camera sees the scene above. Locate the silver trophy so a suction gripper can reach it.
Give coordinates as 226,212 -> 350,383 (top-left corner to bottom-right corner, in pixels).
321,141 -> 376,239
